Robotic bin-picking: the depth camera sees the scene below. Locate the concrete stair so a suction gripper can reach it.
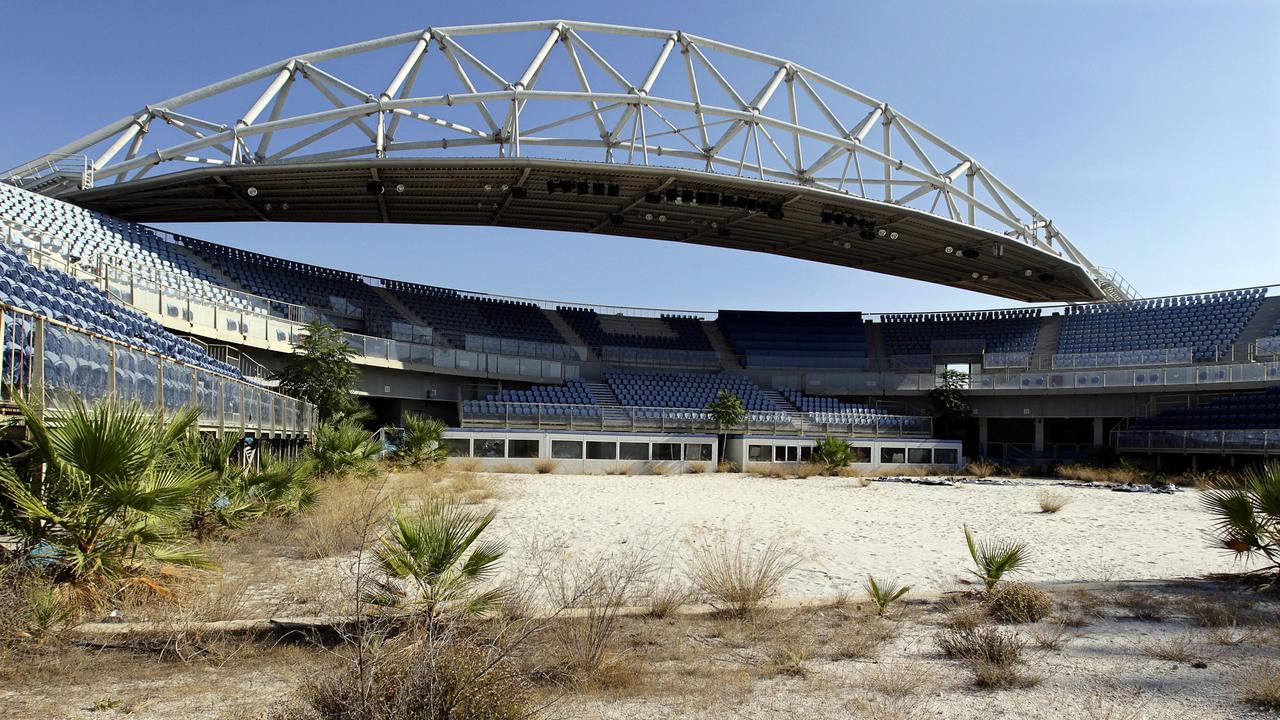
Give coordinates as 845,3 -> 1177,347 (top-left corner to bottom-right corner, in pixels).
761,389 -> 809,425
583,380 -> 635,427
1238,296 -> 1280,346
544,309 -> 598,361
700,320 -> 742,370
1030,313 -> 1063,366
864,321 -> 888,371
373,286 -> 431,328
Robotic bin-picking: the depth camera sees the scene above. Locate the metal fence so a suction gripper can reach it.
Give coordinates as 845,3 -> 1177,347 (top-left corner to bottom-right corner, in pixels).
460,401 -> 932,438
1115,429 -> 1280,454
0,303 -> 316,437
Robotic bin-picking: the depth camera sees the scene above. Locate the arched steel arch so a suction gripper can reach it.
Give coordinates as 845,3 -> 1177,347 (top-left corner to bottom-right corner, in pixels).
3,19 -> 1130,302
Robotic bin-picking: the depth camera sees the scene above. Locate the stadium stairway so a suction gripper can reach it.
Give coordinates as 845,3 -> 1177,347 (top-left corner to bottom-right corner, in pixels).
1032,313 -> 1063,363
1237,296 -> 1280,346
581,380 -> 636,428
760,389 -> 809,425
864,322 -> 888,371
543,309 -> 597,361
373,287 -> 429,332
701,320 -> 743,370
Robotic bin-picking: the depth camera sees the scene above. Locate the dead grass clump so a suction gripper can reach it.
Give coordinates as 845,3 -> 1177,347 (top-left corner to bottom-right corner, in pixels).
762,643 -> 811,678
686,533 -> 800,617
966,459 -> 998,478
686,461 -> 708,474
1030,620 -> 1075,650
862,663 -> 936,698
971,660 -> 1040,689
937,625 -> 1025,664
532,458 -> 558,474
604,464 -> 633,476
1242,661 -> 1280,710
643,578 -> 693,619
985,582 -> 1053,624
447,471 -> 500,504
1036,489 -> 1072,513
448,456 -> 481,473
942,601 -> 988,631
1058,463 -> 1146,484
1115,589 -> 1169,621
644,462 -> 673,476
827,617 -> 900,660
795,462 -> 827,478
1181,595 -> 1257,628
1138,632 -> 1205,663
292,478 -> 390,559
492,462 -> 524,475
717,460 -> 738,473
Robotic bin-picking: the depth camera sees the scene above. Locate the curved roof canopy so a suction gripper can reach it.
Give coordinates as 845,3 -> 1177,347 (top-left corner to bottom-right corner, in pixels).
3,20 -> 1129,302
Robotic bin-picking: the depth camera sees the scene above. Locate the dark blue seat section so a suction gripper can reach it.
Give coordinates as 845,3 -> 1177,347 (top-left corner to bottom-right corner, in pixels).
181,238 -> 405,334
605,371 -> 773,411
1057,290 -> 1266,363
557,308 -> 712,352
385,281 -> 567,348
717,310 -> 868,369
0,184 -> 254,313
1132,387 -> 1280,431
780,389 -> 927,432
460,378 -> 600,418
880,308 -> 1041,356
0,243 -> 243,380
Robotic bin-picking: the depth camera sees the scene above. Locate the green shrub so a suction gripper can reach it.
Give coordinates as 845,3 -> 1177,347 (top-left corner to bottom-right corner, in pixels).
813,437 -> 855,475
395,414 -> 449,468
863,575 -> 911,617
311,419 -> 381,478
964,525 -> 1029,590
1200,461 -> 1280,585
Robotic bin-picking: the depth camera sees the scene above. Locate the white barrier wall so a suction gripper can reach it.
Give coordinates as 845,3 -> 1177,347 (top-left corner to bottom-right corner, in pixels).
724,435 -> 964,471
440,429 -> 718,474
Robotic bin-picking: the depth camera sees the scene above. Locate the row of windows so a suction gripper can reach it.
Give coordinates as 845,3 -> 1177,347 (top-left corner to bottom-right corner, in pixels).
445,437 -> 715,462
748,444 -> 958,465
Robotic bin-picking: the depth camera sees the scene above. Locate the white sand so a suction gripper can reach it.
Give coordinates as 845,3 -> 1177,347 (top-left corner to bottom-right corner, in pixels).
491,473 -> 1242,597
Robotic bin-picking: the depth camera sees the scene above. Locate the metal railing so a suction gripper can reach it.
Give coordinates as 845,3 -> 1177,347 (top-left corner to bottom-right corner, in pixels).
1115,429 -> 1280,454
460,401 -> 932,437
0,303 -> 315,437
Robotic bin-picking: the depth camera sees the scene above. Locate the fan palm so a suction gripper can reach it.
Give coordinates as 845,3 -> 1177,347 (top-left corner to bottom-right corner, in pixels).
363,499 -> 506,623
395,414 -> 449,468
1200,462 -> 1280,585
0,396 -> 214,591
964,525 -> 1029,590
864,575 -> 911,616
311,418 -> 381,477
813,436 -> 855,475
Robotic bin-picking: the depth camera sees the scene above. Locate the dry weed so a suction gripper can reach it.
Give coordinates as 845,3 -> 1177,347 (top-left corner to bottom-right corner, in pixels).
1242,660 -> 1280,710
686,533 -> 801,617
1036,489 -> 1072,513
292,477 -> 391,559
966,460 -> 998,478
532,458 -> 558,474
1114,589 -> 1169,621
1138,632 -> 1206,663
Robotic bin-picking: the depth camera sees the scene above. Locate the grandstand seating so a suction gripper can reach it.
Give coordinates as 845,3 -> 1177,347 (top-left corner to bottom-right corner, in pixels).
880,309 -> 1041,356
0,184 -> 255,314
717,311 -> 869,368
1056,290 -> 1266,362
779,388 -> 927,431
385,281 -> 567,348
181,238 -> 406,334
0,242 -> 244,400
558,308 -> 711,351
1132,387 -> 1280,431
461,378 -> 600,418
605,371 -> 777,412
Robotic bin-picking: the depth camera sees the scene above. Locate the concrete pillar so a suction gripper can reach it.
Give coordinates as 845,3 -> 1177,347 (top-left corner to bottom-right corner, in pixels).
978,416 -> 989,458
1033,417 -> 1045,454
1093,416 -> 1105,447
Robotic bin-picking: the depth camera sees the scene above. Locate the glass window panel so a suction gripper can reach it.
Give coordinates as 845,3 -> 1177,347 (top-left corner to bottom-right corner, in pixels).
881,447 -> 906,464
748,444 -> 770,462
934,448 -> 959,465
552,440 -> 583,459
652,443 -> 680,461
476,439 -> 505,458
586,441 -> 616,460
443,438 -> 471,457
508,439 -> 539,458
850,446 -> 872,463
619,442 -> 649,460
684,443 -> 713,461
908,448 -> 933,464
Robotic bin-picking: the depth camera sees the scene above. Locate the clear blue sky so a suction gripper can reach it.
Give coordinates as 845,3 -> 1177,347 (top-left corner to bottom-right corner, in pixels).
2,1 -> 1276,313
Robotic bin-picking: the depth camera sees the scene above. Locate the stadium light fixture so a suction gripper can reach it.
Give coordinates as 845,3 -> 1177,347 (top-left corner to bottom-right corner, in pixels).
395,184 -> 405,193
246,186 -> 258,197
944,246 -> 954,254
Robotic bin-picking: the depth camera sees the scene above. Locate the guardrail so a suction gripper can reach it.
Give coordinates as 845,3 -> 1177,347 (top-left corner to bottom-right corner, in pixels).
460,401 -> 932,437
1115,429 -> 1280,454
0,303 -> 315,437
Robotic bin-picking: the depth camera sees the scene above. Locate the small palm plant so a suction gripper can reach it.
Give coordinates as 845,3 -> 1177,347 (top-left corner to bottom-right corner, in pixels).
311,418 -> 381,477
0,397 -> 213,595
863,575 -> 911,616
964,525 -> 1029,590
395,414 -> 449,468
363,499 -> 506,624
1201,462 -> 1280,586
813,437 -> 855,475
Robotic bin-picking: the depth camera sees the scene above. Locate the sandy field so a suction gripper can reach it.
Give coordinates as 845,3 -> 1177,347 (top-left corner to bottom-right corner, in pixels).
491,473 -> 1241,598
